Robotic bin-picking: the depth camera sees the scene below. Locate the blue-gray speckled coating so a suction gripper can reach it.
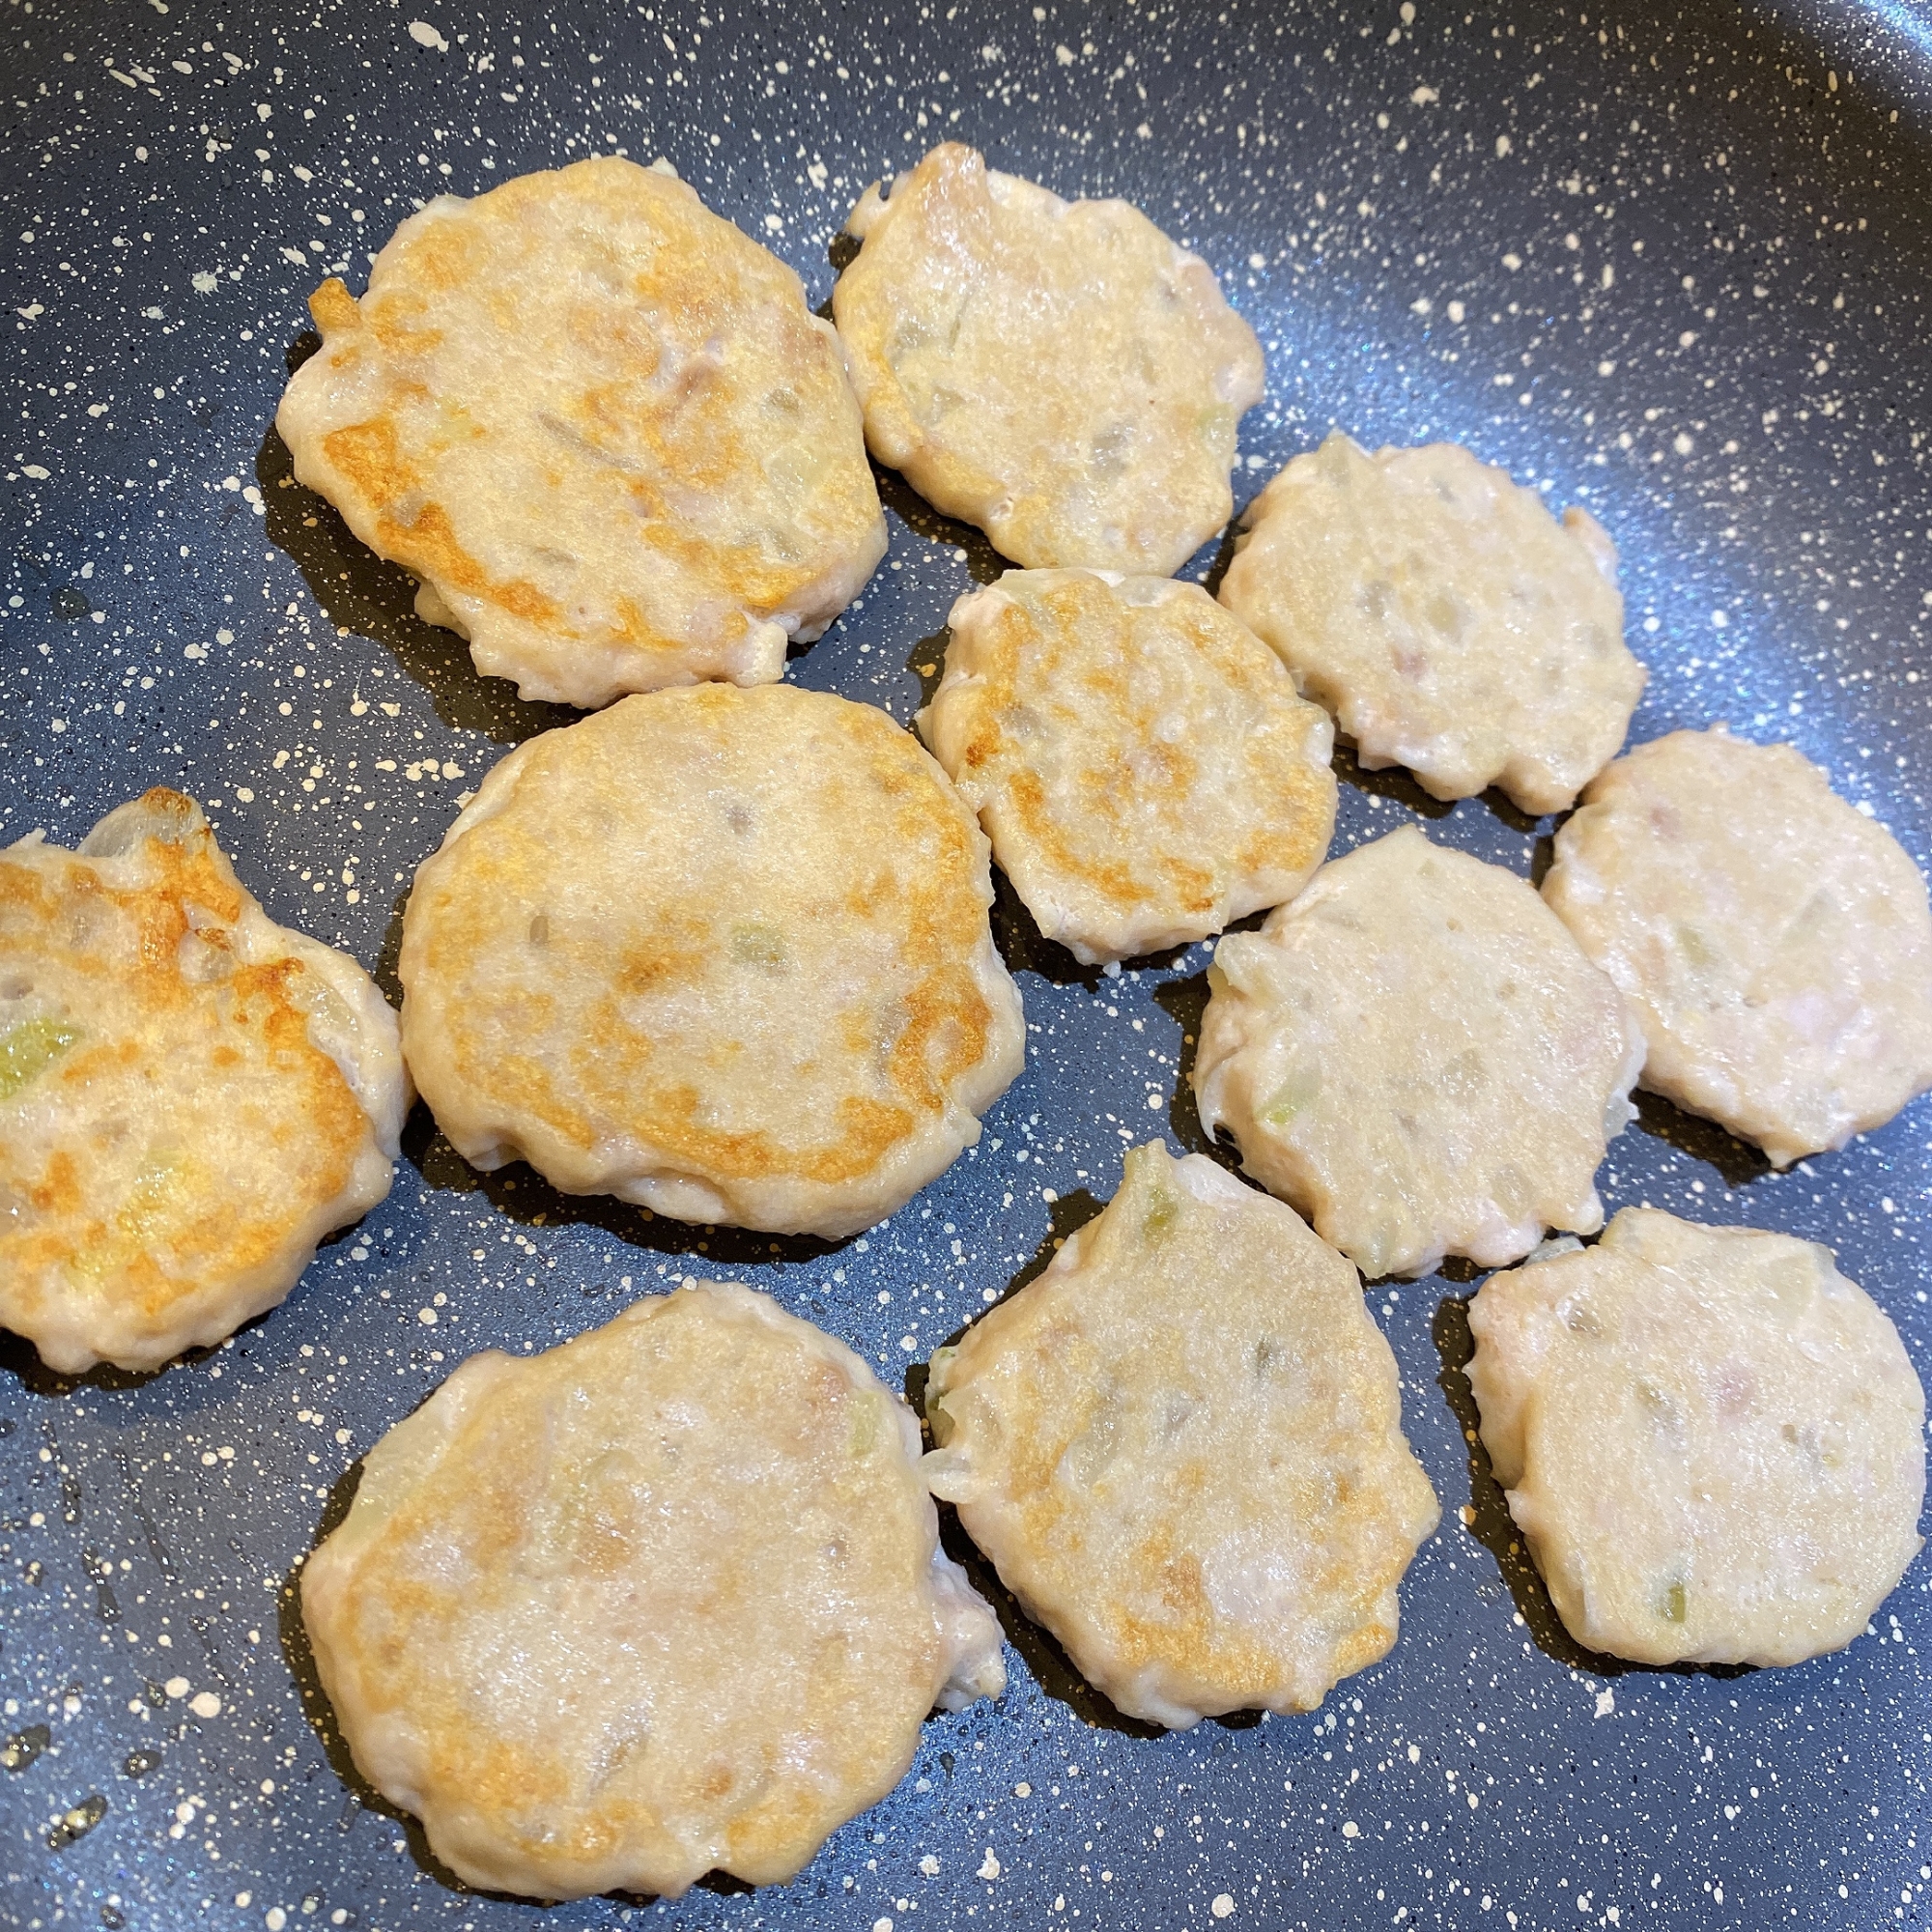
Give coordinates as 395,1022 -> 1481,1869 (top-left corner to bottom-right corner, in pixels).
2,3 -> 1929,1930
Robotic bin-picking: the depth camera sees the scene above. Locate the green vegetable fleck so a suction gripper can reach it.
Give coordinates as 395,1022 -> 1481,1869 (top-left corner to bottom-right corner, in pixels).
1195,404 -> 1236,446
1675,923 -> 1716,969
1660,1578 -> 1688,1625
1261,1065 -> 1321,1128
0,1018 -> 81,1103
1141,1188 -> 1179,1243
847,1396 -> 883,1459
729,923 -> 788,971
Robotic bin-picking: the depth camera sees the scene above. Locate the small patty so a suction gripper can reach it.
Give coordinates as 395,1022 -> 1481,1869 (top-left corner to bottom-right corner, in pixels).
278,156 -> 886,709
1194,825 -> 1643,1279
1467,1208 -> 1925,1666
920,568 -> 1336,964
1220,432 -> 1643,814
833,142 -> 1264,575
0,789 -> 407,1373
924,1141 -> 1438,1726
303,1283 -> 1006,1899
398,683 -> 1026,1238
1543,725 -> 1932,1165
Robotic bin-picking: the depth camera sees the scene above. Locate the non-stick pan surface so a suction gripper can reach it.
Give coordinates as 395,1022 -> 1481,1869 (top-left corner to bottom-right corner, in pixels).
4,2 -> 1931,1926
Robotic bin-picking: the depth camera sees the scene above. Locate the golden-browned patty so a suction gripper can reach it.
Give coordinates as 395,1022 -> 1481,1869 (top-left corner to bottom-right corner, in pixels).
399,684 -> 1025,1237
1220,432 -> 1643,815
277,156 -> 886,709
920,569 -> 1336,964
833,142 -> 1264,575
1194,825 -> 1643,1280
303,1282 -> 1007,1900
1468,1208 -> 1925,1666
924,1142 -> 1438,1726
0,790 -> 407,1373
1544,725 -> 1932,1165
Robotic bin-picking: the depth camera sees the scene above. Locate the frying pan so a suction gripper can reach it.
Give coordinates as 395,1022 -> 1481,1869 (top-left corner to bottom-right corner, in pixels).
4,1 -> 1931,1926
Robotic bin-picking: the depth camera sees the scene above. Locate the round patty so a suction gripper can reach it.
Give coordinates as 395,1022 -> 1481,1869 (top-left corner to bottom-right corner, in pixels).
833,141 -> 1264,576
921,568 -> 1336,964
1543,725 -> 1932,1166
398,683 -> 1026,1237
303,1282 -> 1007,1898
1467,1208 -> 1925,1666
278,156 -> 886,709
0,789 -> 406,1373
925,1141 -> 1438,1726
1194,825 -> 1643,1279
1220,432 -> 1643,815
